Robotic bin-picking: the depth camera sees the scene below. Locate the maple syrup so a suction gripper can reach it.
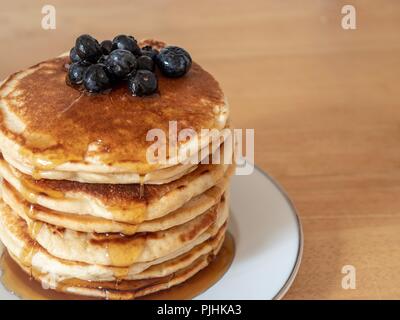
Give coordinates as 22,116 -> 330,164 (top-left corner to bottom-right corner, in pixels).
0,232 -> 235,300
105,236 -> 146,267
139,177 -> 145,200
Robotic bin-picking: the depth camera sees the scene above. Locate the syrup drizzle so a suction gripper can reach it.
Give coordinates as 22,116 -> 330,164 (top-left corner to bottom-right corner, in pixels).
139,175 -> 145,199
60,91 -> 84,114
105,235 -> 146,267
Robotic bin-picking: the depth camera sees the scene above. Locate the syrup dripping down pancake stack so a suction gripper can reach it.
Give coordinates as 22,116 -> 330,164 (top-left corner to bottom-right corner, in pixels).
0,39 -> 233,299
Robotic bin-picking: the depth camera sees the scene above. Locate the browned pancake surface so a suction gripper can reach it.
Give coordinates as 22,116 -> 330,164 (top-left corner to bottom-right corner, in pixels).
17,163 -> 219,206
0,41 -> 225,171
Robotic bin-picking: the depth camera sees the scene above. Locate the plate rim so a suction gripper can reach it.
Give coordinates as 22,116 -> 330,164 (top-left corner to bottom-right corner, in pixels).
251,165 -> 303,300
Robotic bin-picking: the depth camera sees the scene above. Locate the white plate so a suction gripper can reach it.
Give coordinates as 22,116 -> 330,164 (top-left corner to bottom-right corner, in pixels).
196,165 -> 303,300
0,166 -> 302,300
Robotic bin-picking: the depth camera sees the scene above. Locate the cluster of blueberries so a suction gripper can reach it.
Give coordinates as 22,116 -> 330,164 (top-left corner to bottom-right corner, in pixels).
67,34 -> 192,96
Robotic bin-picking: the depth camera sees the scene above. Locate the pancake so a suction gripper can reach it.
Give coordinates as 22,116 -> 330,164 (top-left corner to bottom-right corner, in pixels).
1,173 -> 228,234
1,196 -> 226,299
29,198 -> 227,267
0,153 -> 233,224
1,128 -> 230,184
0,194 -> 228,267
0,40 -> 229,184
11,241 -> 223,300
0,195 -> 227,282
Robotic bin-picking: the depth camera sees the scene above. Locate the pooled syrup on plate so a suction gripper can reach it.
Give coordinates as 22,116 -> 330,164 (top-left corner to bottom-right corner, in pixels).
0,232 -> 234,300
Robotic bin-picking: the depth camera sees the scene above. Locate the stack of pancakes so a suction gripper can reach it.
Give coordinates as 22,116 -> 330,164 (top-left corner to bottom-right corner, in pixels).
0,40 -> 233,299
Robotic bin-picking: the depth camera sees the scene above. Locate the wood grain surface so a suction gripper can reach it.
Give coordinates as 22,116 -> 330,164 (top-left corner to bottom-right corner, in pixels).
0,0 -> 399,299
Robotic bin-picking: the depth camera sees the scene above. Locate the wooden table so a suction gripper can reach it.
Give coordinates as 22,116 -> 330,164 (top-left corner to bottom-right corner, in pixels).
1,0 -> 399,299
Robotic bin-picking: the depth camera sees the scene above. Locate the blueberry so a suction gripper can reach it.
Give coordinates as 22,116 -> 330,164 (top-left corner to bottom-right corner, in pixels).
137,55 -> 154,71
67,61 -> 89,84
111,35 -> 141,56
128,70 -> 158,96
75,34 -> 102,63
156,46 -> 192,78
141,46 -> 159,61
83,64 -> 112,93
69,47 -> 81,63
141,45 -> 153,51
100,40 -> 113,55
97,55 -> 108,64
105,49 -> 137,79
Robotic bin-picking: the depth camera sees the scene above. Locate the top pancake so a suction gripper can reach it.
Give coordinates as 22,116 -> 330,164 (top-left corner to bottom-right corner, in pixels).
0,40 -> 229,181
